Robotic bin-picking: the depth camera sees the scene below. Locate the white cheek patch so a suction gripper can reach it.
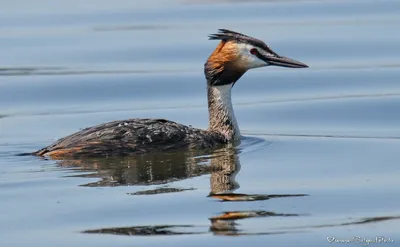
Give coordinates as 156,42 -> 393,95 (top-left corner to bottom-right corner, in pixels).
236,43 -> 267,69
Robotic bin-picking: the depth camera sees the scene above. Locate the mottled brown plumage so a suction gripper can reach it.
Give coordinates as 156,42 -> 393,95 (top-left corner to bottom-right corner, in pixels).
34,119 -> 226,159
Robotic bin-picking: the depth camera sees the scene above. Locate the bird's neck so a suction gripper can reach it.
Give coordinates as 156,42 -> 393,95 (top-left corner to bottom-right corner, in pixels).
207,84 -> 240,142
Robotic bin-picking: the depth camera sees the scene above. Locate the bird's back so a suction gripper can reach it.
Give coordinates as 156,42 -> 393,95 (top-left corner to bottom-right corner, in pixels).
34,118 -> 227,159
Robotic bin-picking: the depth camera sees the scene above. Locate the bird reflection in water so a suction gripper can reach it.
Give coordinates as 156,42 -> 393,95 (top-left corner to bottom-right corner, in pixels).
54,145 -> 307,236
59,149 -> 211,187
204,147 -> 307,236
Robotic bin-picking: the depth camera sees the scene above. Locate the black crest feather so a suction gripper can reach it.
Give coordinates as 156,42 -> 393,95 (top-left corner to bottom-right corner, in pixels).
208,29 -> 278,56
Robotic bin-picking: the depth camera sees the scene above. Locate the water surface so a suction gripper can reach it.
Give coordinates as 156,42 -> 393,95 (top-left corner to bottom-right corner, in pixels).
1,0 -> 400,246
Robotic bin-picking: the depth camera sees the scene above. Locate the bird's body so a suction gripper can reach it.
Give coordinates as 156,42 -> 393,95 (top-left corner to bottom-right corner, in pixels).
33,118 -> 226,159
34,29 -> 308,159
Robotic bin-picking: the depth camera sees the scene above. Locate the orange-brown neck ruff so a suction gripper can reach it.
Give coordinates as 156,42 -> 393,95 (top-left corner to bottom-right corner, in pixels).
204,41 -> 246,87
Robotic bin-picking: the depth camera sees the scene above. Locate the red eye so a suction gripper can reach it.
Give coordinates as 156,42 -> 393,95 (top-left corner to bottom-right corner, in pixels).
250,48 -> 258,55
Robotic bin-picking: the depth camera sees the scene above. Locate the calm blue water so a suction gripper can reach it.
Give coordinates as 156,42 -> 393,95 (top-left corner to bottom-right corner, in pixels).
1,0 -> 400,246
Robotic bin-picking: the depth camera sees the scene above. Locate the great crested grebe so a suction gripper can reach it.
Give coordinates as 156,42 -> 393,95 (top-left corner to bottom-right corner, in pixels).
33,29 -> 308,159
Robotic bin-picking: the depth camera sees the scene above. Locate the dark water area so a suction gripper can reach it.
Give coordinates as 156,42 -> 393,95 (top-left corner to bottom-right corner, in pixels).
1,0 -> 400,246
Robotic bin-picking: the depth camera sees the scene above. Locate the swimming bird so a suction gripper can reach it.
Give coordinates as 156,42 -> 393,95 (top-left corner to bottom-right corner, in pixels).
33,29 -> 308,159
